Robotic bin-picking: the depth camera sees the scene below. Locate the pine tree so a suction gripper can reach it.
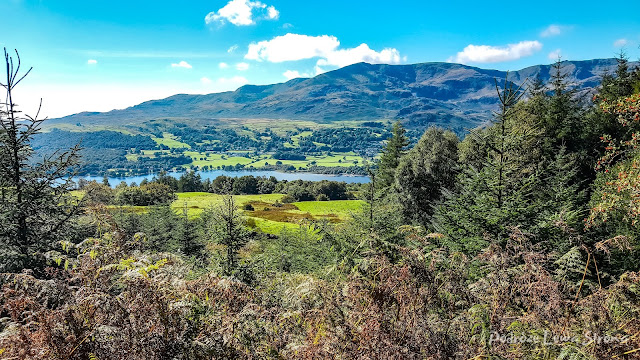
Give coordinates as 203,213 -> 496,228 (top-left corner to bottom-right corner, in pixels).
432,75 -> 537,252
434,73 -> 586,254
179,202 -> 203,258
377,121 -> 409,187
395,127 -> 459,227
205,193 -> 249,276
545,58 -> 583,152
0,49 -> 82,273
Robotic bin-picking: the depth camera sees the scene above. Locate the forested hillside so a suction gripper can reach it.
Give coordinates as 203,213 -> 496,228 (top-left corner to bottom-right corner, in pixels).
2,50 -> 640,359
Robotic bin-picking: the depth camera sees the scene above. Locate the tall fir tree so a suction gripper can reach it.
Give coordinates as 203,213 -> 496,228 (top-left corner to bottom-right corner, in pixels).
545,58 -> 584,153
432,75 -> 538,252
377,121 -> 409,188
204,193 -> 249,276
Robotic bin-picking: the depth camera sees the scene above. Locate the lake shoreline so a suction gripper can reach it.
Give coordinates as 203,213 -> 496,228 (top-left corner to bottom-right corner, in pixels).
76,169 -> 370,187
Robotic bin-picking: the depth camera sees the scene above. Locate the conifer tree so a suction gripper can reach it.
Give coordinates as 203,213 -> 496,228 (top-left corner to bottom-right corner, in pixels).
434,73 -> 586,254
545,58 -> 583,152
0,49 -> 82,273
377,121 -> 409,187
395,127 -> 459,227
204,187 -> 249,276
432,75 -> 537,252
179,202 -> 203,258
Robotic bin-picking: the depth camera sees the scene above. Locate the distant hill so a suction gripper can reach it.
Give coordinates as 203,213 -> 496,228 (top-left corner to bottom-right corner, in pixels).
50,58 -> 627,131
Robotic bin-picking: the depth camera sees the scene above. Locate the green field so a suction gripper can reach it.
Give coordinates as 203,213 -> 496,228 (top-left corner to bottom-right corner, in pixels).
171,192 -> 284,217
151,132 -> 191,148
86,191 -> 363,234
184,152 -> 255,168
124,147 -> 365,171
171,192 -> 364,234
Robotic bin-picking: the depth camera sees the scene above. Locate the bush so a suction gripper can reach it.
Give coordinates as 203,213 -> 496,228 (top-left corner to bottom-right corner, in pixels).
281,195 -> 296,203
316,194 -> 329,201
242,203 -> 255,211
245,217 -> 257,228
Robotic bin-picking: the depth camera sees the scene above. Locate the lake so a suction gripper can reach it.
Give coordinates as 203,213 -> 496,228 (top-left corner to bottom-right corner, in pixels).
78,170 -> 370,187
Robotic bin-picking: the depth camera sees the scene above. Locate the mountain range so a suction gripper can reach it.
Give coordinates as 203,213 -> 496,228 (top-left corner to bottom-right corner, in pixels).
50,58 -> 627,131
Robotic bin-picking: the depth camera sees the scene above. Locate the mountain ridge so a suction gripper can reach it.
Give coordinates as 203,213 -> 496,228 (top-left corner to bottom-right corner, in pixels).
51,58 -> 627,131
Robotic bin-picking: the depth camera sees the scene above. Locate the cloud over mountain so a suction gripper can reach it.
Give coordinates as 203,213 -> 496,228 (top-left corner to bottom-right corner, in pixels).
449,40 -> 543,64
245,33 -> 403,73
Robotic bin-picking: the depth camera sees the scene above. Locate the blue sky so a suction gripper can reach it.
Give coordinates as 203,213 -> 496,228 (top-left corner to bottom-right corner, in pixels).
2,0 -> 640,117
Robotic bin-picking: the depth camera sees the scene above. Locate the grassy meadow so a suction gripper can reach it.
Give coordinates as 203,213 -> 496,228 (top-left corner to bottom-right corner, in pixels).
172,192 -> 363,233
100,192 -> 365,234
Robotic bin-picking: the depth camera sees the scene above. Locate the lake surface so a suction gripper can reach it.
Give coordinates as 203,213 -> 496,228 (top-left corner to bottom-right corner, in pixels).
78,170 -> 370,187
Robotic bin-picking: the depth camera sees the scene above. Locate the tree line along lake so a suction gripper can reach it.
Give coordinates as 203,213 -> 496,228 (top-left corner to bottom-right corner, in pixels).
76,169 -> 370,187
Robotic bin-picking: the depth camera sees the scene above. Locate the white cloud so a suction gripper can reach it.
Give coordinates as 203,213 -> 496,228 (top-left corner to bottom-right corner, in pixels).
15,83 -> 189,118
548,49 -> 562,60
246,34 -> 338,62
235,62 -> 250,71
205,0 -> 279,26
227,44 -> 239,53
219,62 -> 229,69
614,38 -> 628,47
448,40 -> 543,64
283,70 -> 311,80
87,59 -> 97,65
245,33 -> 404,73
171,60 -> 192,69
200,77 -> 212,84
266,6 -> 279,20
316,44 -> 403,70
541,24 -> 564,38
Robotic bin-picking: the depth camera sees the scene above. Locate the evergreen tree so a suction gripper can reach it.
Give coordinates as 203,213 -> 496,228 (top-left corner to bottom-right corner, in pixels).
432,75 -> 536,252
204,194 -> 249,276
377,121 -> 409,187
434,74 -> 585,254
178,171 -> 203,192
141,205 -> 181,253
395,127 -> 459,227
179,202 -> 204,259
544,58 -> 584,153
0,49 -> 82,273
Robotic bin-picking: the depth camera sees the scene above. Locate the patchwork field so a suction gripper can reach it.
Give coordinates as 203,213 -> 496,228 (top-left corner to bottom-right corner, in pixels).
172,192 -> 365,234
40,118 -> 383,176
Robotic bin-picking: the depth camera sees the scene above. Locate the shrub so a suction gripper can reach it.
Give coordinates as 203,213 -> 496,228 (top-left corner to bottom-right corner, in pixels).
245,217 -> 257,228
242,203 -> 255,211
281,195 -> 296,203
